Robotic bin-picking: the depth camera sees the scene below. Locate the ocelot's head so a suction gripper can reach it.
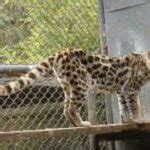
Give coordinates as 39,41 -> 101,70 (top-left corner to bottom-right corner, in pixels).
131,51 -> 150,82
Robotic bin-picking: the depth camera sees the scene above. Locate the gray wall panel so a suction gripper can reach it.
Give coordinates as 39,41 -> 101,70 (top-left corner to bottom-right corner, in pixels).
103,1 -> 150,149
106,3 -> 150,56
104,0 -> 150,123
104,0 -> 146,11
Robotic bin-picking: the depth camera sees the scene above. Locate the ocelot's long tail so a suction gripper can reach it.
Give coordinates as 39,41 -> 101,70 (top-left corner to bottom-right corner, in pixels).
0,56 -> 54,96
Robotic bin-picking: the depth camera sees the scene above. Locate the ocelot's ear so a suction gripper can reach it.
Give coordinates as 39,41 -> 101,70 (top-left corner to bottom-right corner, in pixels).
131,51 -> 141,56
148,51 -> 150,58
131,51 -> 149,58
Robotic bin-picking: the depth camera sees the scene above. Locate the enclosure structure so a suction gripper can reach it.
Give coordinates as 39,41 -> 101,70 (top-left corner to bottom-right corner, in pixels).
0,0 -> 150,150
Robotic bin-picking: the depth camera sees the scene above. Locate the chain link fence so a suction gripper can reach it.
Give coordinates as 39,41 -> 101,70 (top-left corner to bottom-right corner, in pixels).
0,0 -> 107,149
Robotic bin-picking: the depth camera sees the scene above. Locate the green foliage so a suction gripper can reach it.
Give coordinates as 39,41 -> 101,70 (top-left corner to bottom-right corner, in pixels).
0,0 -> 100,63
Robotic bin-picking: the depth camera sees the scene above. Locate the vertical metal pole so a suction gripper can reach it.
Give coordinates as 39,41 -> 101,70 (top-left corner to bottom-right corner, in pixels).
97,1 -> 115,150
87,1 -> 108,149
88,89 -> 98,150
97,0 -> 108,55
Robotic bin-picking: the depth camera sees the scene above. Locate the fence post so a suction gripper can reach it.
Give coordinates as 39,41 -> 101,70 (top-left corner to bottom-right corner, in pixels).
88,89 -> 98,150
97,0 -> 115,149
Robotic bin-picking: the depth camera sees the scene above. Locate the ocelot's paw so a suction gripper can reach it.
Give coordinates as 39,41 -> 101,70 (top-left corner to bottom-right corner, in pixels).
122,119 -> 136,124
128,119 -> 144,124
121,114 -> 130,123
0,85 -> 6,95
122,118 -> 143,124
80,121 -> 92,127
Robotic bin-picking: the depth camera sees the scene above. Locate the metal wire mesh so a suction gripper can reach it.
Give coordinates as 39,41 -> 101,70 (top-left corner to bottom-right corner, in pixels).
0,0 -> 107,149
0,0 -> 100,64
0,77 -> 106,149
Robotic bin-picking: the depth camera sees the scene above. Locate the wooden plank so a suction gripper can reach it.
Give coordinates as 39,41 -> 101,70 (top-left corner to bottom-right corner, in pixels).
0,122 -> 149,142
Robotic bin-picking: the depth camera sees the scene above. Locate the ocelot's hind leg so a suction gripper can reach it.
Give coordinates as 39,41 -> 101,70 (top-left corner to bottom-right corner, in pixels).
64,98 -> 91,127
61,70 -> 91,127
61,83 -> 90,127
67,102 -> 91,127
59,82 -> 78,126
66,87 -> 91,127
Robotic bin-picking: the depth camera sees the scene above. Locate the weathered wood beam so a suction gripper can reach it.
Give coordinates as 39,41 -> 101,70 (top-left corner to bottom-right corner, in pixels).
0,122 -> 149,142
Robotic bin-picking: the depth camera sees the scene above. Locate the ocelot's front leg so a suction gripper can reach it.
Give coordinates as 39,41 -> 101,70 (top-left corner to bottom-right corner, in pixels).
117,92 -> 142,124
126,92 -> 142,123
117,94 -> 130,123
